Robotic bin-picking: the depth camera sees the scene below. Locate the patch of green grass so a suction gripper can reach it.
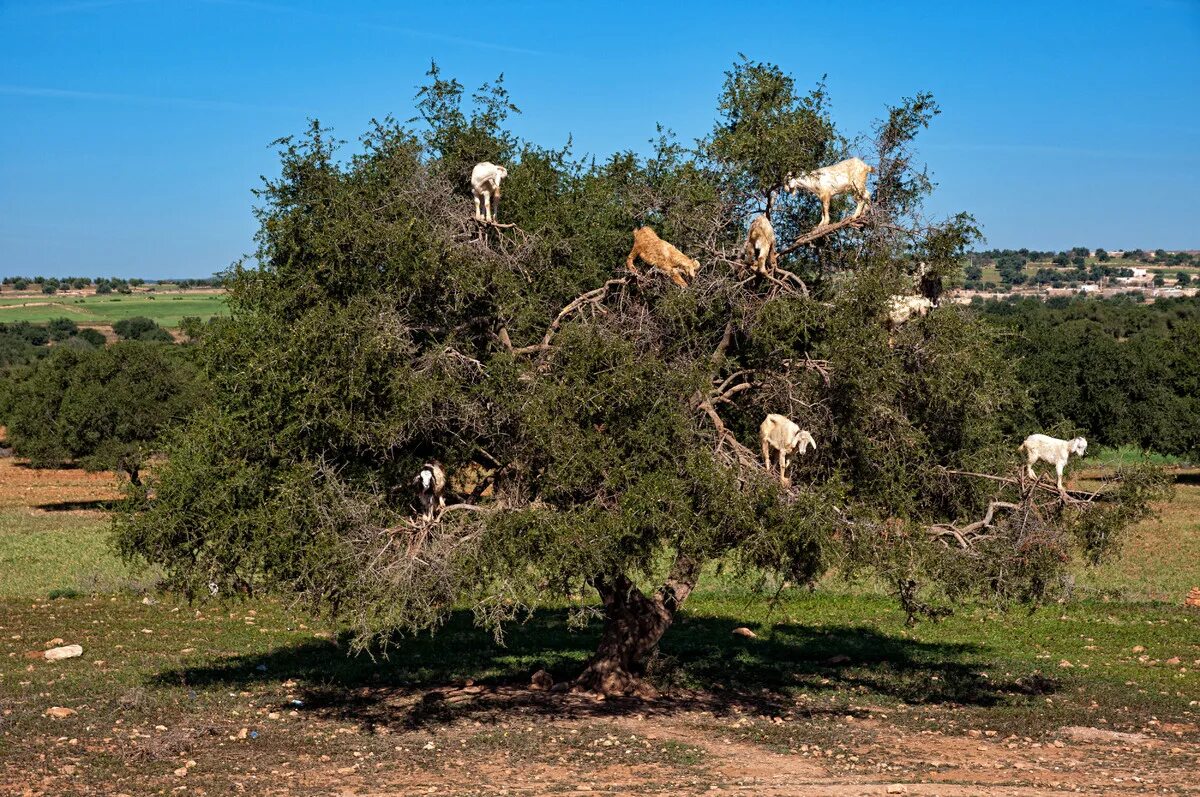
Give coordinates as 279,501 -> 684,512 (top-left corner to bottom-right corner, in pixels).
1090,445 -> 1190,468
0,292 -> 227,328
0,509 -> 146,598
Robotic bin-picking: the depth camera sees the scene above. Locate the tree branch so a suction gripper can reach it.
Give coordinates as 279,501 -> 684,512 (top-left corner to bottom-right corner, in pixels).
778,215 -> 869,257
511,278 -> 629,356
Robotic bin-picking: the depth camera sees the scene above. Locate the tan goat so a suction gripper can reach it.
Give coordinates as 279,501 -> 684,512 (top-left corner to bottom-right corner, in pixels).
759,414 -> 817,488
742,214 -> 778,274
625,226 -> 700,287
784,157 -> 874,227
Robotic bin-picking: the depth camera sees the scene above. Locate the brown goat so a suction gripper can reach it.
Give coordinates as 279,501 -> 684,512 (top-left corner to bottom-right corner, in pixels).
742,214 -> 778,274
625,227 -> 700,287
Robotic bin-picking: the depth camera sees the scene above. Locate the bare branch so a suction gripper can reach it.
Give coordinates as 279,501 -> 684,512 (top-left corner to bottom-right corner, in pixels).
778,215 -> 869,256
511,278 -> 630,356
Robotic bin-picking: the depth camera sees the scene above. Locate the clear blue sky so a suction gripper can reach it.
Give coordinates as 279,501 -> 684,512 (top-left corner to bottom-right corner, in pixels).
2,0 -> 1198,279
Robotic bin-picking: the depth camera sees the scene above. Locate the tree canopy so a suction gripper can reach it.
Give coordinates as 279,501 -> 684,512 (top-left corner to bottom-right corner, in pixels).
115,60 -> 1167,694
4,341 -> 203,484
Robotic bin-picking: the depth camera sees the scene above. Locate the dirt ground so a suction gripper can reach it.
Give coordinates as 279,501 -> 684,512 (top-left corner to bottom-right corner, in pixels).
0,456 -> 124,513
6,684 -> 1200,796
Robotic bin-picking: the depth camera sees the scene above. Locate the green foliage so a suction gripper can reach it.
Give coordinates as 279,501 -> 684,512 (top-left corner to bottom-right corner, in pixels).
116,62 -> 1163,666
47,317 -> 79,341
4,342 -> 203,480
979,296 -> 1200,457
113,316 -> 174,342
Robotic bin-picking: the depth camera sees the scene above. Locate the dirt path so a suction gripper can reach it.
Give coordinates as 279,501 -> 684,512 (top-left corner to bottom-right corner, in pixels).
8,681 -> 1197,796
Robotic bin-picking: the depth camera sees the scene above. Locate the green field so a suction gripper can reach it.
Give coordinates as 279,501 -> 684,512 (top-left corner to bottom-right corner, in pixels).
0,291 -> 227,328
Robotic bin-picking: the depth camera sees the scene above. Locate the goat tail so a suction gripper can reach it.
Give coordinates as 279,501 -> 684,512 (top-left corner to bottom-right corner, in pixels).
866,164 -> 876,173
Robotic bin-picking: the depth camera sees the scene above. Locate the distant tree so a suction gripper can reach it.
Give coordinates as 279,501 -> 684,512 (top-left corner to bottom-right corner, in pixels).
1095,248 -> 1110,262
1178,272 -> 1192,287
1153,274 -> 1166,287
3,342 -> 202,484
94,279 -> 113,295
1052,253 -> 1070,266
113,316 -> 174,343
41,283 -> 57,295
76,328 -> 107,347
46,318 -> 79,341
12,278 -> 29,290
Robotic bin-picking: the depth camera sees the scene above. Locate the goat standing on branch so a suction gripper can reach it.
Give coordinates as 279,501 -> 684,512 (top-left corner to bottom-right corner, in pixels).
784,157 -> 873,228
1019,434 -> 1088,495
759,414 -> 816,488
471,162 -> 508,223
414,461 -> 447,520
887,295 -> 933,328
742,214 -> 778,275
626,226 -> 700,287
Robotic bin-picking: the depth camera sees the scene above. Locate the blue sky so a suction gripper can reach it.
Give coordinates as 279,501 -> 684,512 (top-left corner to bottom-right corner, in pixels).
1,0 -> 1197,279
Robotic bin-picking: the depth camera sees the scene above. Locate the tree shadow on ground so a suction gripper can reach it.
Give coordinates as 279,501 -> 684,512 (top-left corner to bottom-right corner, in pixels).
151,609 -> 1057,731
34,499 -> 118,512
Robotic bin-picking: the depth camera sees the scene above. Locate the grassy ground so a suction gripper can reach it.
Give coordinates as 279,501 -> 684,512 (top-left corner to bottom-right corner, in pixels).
1,461 -> 1197,794
0,291 -> 227,328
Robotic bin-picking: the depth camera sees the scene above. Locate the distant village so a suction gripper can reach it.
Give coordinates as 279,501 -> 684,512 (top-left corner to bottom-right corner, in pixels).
953,247 -> 1199,303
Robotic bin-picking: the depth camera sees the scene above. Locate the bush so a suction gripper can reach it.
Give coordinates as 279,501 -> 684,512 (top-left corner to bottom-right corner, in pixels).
47,318 -> 79,341
113,316 -> 173,343
76,328 -> 107,347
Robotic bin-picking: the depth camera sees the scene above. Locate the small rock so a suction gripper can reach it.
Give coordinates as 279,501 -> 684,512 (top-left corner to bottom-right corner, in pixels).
1132,645 -> 1146,653
61,764 -> 77,775
530,669 -> 553,691
45,706 -> 76,719
826,654 -> 851,665
1058,659 -> 1073,668
46,637 -> 64,646
1185,586 -> 1200,608
44,645 -> 83,661
731,627 -> 757,639
237,727 -> 249,739
887,786 -> 907,794
1166,656 -> 1181,665
174,767 -> 188,777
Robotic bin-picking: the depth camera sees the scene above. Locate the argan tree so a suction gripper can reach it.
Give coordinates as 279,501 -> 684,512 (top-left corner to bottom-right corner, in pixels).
116,60 -> 1167,694
5,341 -> 202,484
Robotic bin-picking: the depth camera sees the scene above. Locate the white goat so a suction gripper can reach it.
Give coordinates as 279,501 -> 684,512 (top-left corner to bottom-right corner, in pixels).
886,295 -> 933,330
759,414 -> 817,488
742,214 -> 778,275
413,461 -> 447,519
1019,434 -> 1088,494
470,162 -> 508,223
784,157 -> 874,227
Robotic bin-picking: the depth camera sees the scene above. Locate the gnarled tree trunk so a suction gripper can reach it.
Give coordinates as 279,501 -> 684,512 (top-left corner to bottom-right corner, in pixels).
573,553 -> 699,697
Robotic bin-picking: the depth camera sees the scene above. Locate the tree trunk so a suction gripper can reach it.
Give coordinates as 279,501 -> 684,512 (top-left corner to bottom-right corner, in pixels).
573,553 -> 699,697
128,466 -> 141,487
